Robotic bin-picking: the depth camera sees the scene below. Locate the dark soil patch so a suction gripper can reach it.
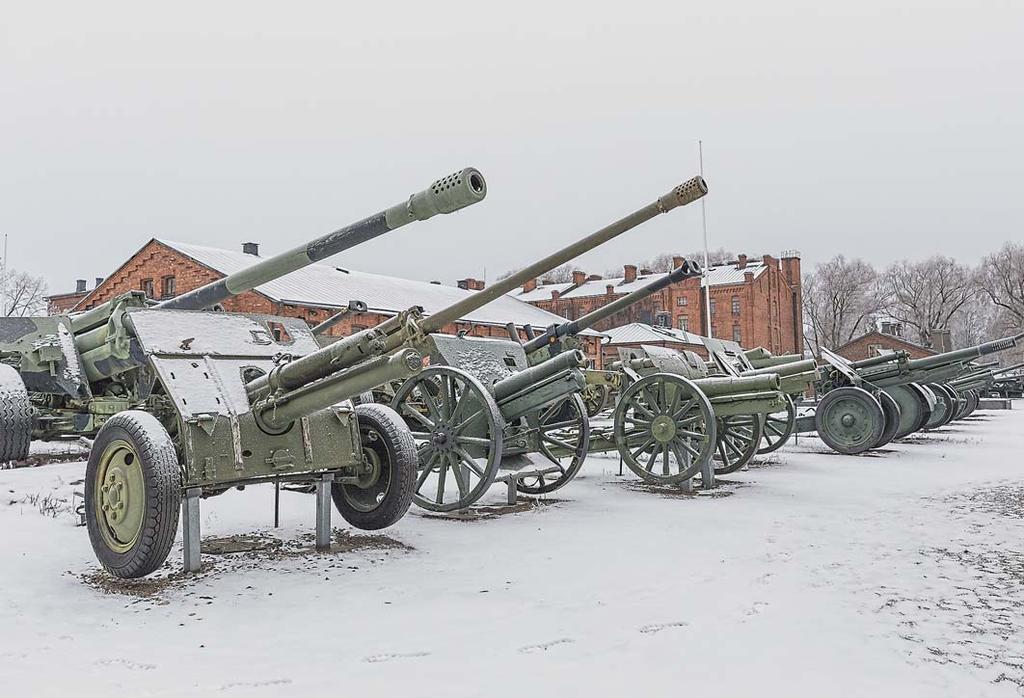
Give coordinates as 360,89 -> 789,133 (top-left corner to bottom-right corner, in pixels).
416,497 -> 563,521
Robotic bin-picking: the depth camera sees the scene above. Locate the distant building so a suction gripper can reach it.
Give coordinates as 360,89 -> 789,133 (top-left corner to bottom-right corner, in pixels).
46,277 -> 103,314
60,238 -> 601,357
509,253 -> 803,355
833,330 -> 937,362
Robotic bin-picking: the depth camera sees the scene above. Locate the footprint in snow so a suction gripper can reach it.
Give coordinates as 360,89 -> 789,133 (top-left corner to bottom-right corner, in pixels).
363,651 -> 431,663
519,639 -> 574,653
93,658 -> 156,671
639,621 -> 688,634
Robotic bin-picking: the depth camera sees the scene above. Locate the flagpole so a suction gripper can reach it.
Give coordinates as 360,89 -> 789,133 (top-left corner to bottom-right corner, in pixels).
699,141 -> 712,338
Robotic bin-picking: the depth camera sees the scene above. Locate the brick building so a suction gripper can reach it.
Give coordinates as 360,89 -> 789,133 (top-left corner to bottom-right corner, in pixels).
510,253 -> 803,355
833,330 -> 937,362
46,277 -> 103,314
55,238 -> 601,357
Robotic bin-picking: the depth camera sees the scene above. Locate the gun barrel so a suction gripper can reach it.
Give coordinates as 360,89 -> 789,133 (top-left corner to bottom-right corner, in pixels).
907,333 -> 1024,372
693,374 -> 781,397
418,176 -> 708,334
492,349 -> 587,404
156,168 -> 486,312
995,362 -> 1024,376
742,358 -> 817,379
850,351 -> 908,370
521,260 -> 702,353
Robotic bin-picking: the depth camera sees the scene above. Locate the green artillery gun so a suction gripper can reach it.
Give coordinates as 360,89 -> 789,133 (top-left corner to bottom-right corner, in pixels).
942,361 -> 1024,421
0,168 -> 487,576
987,364 -> 1024,400
335,176 -> 709,511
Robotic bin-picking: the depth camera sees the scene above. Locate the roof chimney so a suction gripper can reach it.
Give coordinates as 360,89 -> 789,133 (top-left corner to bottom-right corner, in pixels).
623,264 -> 637,283
606,284 -> 615,295
75,279 -> 87,293
672,255 -> 685,269
523,278 -> 538,294
736,254 -> 748,269
457,278 -> 486,291
94,277 -> 104,288
242,242 -> 260,256
571,270 -> 586,286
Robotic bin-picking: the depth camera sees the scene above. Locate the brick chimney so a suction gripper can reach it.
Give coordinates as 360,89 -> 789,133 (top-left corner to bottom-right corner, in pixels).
606,284 -> 615,295
736,254 -> 748,269
672,255 -> 686,269
75,279 -> 87,293
522,278 -> 538,293
640,268 -> 653,275
243,242 -> 259,256
572,270 -> 587,286
762,254 -> 776,267
457,278 -> 485,291
744,271 -> 754,283
94,277 -> 104,288
551,290 -> 561,300
623,264 -> 637,283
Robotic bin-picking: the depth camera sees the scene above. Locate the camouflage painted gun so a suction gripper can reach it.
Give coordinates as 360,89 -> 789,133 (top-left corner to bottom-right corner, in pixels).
339,176 -> 709,511
0,168 -> 487,577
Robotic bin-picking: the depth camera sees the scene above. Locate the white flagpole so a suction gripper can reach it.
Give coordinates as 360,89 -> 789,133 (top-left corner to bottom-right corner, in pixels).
699,141 -> 712,338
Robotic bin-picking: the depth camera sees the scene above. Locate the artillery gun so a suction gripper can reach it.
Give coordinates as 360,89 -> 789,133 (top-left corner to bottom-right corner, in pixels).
337,176 -> 709,510
0,167 -> 487,576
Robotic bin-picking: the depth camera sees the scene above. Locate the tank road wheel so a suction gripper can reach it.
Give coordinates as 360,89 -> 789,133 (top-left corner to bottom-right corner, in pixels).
518,394 -> 591,495
922,383 -> 953,431
0,363 -> 31,462
85,411 -> 181,579
814,387 -> 885,455
391,366 -> 504,512
871,389 -> 902,449
332,404 -> 417,530
885,384 -> 933,439
581,384 -> 612,418
756,394 -> 795,455
962,389 -> 981,419
613,373 -> 716,485
713,414 -> 764,475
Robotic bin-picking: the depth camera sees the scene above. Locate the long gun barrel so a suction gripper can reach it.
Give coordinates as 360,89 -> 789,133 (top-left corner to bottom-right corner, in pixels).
415,176 -> 708,336
521,260 -> 703,354
905,333 -> 1024,373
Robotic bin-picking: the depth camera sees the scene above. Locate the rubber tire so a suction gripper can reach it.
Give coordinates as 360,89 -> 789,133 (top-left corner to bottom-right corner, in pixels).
332,403 -> 416,530
871,390 -> 902,449
0,363 -> 31,462
85,411 -> 181,579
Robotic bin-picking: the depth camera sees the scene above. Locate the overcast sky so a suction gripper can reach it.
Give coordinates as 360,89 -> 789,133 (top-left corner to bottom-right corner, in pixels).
2,1 -> 1022,296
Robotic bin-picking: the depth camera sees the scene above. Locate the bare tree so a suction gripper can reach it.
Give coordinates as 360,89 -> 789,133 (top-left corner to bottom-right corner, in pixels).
977,242 -> 1024,330
802,255 -> 884,355
683,247 -> 735,266
4,270 -> 48,317
882,256 -> 977,346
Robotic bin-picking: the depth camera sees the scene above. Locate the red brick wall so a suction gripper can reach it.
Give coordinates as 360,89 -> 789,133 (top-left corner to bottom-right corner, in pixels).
47,292 -> 89,314
834,332 -> 936,362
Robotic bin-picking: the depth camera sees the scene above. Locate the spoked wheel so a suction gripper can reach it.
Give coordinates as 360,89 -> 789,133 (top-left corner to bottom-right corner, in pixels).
757,394 -> 795,455
814,387 -> 885,455
581,383 -> 612,418
85,411 -> 181,579
713,414 -> 764,475
332,404 -> 417,530
391,366 -> 504,512
517,394 -> 591,495
871,389 -> 902,449
612,373 -> 716,485
922,383 -> 953,431
885,383 -> 934,439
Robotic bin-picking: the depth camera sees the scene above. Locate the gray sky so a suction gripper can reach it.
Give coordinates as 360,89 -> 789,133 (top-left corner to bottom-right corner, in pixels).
2,1 -> 1022,296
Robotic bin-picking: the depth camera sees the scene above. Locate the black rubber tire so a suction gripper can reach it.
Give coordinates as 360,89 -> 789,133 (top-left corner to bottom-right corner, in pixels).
0,363 -> 31,462
85,411 -> 181,579
332,403 -> 416,530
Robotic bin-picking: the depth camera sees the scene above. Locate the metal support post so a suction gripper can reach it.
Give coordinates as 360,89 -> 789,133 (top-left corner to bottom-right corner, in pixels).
315,474 -> 334,552
700,457 -> 715,490
274,480 -> 280,528
182,487 -> 202,573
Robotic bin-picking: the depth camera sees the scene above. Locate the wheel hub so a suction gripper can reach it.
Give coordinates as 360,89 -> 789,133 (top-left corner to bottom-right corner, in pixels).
431,427 -> 453,451
100,470 -> 129,523
651,414 -> 677,443
841,413 -> 856,427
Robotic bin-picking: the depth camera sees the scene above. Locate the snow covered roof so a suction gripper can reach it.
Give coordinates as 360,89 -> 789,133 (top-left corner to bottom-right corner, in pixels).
511,261 -> 770,303
602,323 -> 706,347
158,239 -> 588,332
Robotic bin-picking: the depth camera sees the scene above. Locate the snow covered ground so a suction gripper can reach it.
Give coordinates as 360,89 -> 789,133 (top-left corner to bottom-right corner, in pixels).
2,407 -> 1024,697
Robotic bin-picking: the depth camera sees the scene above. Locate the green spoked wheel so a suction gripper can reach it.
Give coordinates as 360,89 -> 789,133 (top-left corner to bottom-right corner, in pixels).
85,411 -> 181,579
922,383 -> 953,431
392,366 -> 504,512
612,373 -> 717,485
814,387 -> 885,455
331,403 -> 417,530
756,394 -> 795,455
581,383 -> 612,418
713,414 -> 764,475
871,389 -> 902,449
885,383 -> 934,439
517,394 -> 591,495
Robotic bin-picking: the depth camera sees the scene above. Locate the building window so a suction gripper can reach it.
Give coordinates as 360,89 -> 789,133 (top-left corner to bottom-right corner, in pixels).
140,278 -> 154,298
655,312 -> 671,328
161,276 -> 176,299
732,325 -> 742,343
731,296 -> 741,315
868,343 -> 883,356
676,297 -> 688,307
709,299 -> 717,316
677,315 -> 688,331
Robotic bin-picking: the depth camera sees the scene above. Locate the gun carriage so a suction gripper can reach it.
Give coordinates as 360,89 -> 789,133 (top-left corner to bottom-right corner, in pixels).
0,168 -> 487,576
